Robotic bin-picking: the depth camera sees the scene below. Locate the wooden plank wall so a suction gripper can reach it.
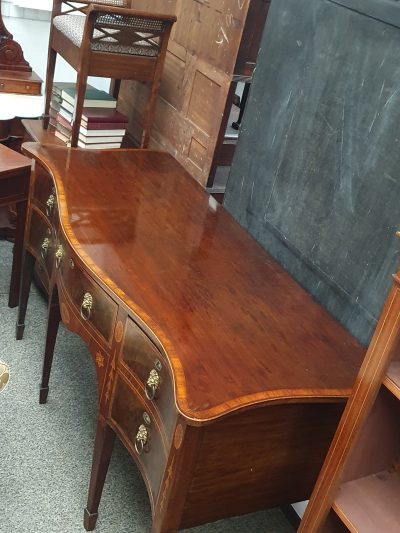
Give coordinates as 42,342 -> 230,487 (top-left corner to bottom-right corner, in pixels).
120,0 -> 250,185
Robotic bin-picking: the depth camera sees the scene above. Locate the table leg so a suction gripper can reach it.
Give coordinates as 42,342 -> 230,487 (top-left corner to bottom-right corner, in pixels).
84,416 -> 116,531
16,249 -> 35,339
39,289 -> 61,404
8,199 -> 27,308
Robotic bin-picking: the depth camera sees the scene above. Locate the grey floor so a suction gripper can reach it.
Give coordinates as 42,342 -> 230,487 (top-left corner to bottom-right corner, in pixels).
0,240 -> 294,533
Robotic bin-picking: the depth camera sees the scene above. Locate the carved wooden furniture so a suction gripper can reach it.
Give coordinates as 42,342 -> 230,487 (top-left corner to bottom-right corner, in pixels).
0,0 -> 43,146
17,143 -> 365,532
0,142 -> 30,307
0,0 -> 42,95
118,0 -> 270,187
298,253 -> 400,532
43,0 -> 176,147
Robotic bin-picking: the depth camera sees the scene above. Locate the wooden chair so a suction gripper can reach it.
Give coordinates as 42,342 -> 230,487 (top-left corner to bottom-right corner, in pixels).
43,0 -> 176,147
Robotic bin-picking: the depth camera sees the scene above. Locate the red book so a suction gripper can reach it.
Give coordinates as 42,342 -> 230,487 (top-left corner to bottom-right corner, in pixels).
81,108 -> 128,124
80,121 -> 128,131
56,113 -> 72,130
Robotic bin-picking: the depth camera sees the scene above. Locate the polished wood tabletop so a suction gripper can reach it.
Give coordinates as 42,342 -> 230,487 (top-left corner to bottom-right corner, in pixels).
25,143 -> 364,421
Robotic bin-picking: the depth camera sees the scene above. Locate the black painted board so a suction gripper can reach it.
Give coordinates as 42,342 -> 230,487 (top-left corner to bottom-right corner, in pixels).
224,0 -> 400,345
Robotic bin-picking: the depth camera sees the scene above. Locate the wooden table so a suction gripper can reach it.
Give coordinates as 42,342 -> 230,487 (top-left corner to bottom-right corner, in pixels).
18,143 -> 365,532
0,143 -> 30,307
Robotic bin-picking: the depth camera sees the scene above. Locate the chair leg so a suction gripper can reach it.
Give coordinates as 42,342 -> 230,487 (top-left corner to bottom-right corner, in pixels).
70,68 -> 89,147
111,79 -> 121,100
16,249 -> 35,340
84,416 -> 116,531
39,289 -> 61,404
43,47 -> 57,129
141,82 -> 159,148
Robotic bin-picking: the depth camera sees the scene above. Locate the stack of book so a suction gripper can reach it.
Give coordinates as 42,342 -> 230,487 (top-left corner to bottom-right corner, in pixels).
49,82 -> 128,149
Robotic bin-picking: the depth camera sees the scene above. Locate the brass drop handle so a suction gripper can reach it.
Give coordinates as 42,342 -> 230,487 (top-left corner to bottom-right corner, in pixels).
46,193 -> 55,216
55,245 -> 64,269
80,292 -> 93,320
134,424 -> 148,455
41,237 -> 50,259
145,368 -> 160,400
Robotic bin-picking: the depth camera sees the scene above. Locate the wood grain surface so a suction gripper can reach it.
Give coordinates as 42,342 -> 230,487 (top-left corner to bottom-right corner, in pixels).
22,143 -> 365,423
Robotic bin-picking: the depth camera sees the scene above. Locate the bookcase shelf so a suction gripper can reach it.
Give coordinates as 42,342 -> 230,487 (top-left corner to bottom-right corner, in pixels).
333,470 -> 400,533
383,361 -> 400,400
298,283 -> 400,532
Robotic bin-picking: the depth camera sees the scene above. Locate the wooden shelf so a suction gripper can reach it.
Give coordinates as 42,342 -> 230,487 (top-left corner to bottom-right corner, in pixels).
384,361 -> 400,399
333,470 -> 400,533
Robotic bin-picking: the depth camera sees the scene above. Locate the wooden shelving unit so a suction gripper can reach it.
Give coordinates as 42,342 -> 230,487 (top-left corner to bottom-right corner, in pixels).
298,271 -> 400,532
327,373 -> 400,533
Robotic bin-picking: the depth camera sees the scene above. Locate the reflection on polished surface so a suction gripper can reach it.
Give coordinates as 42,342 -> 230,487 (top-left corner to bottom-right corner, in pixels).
18,143 -> 365,532
25,143 -> 364,418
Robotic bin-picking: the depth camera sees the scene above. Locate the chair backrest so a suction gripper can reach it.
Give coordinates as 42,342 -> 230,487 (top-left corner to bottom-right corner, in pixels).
91,11 -> 172,57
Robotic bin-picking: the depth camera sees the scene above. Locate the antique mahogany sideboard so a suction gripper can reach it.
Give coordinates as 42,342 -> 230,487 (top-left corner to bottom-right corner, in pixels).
17,143 -> 364,532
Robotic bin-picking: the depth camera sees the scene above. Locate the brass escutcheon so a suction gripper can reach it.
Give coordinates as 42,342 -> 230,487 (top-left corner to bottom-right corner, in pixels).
145,368 -> 160,400
55,245 -> 63,269
41,237 -> 50,258
80,292 -> 93,321
46,193 -> 55,216
135,424 -> 148,455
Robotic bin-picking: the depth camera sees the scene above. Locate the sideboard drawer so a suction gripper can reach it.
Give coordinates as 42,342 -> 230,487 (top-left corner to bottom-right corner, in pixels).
110,375 -> 167,502
27,207 -> 54,277
58,248 -> 117,344
121,318 -> 176,439
32,164 -> 57,223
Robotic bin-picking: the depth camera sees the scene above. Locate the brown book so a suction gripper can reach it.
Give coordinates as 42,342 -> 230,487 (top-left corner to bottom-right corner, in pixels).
80,121 -> 128,131
81,107 -> 128,124
56,113 -> 72,130
56,113 -> 125,138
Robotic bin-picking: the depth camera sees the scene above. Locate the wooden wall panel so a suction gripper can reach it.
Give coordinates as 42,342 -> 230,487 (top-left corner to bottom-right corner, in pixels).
120,0 -> 251,185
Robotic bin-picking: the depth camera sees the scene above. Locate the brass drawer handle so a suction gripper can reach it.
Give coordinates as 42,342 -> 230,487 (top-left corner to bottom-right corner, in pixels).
41,237 -> 50,259
145,368 -> 160,400
46,193 -> 55,216
55,245 -> 64,269
134,424 -> 148,455
80,292 -> 93,320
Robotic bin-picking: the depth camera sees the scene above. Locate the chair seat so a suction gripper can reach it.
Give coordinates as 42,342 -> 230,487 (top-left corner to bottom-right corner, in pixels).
53,14 -> 159,57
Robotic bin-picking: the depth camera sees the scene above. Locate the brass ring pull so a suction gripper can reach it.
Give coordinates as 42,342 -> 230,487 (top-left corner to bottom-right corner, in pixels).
145,368 -> 160,400
41,237 -> 50,259
80,292 -> 93,321
134,424 -> 148,455
46,194 -> 55,216
55,245 -> 64,269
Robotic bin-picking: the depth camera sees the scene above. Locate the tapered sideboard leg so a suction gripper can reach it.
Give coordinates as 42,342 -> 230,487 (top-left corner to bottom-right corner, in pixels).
84,416 -> 116,531
16,250 -> 35,340
39,290 -> 60,404
8,199 -> 27,308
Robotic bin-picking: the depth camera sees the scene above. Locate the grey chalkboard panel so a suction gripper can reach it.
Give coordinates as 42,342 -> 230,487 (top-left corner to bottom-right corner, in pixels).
224,0 -> 400,345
